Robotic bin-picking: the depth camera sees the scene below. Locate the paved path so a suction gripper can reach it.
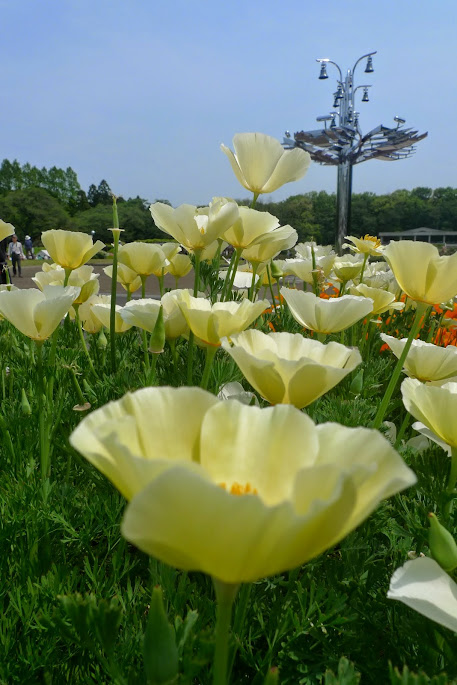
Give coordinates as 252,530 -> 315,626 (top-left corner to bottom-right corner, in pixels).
6,261 -> 195,301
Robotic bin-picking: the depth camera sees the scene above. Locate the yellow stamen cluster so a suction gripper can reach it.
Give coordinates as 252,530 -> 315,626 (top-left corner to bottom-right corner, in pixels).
363,234 -> 381,249
219,482 -> 258,496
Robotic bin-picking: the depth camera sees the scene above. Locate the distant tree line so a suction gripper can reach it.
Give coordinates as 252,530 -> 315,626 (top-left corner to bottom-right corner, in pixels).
0,158 -> 456,247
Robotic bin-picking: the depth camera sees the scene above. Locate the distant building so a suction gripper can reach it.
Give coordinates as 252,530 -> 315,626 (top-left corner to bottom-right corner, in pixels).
380,227 -> 457,245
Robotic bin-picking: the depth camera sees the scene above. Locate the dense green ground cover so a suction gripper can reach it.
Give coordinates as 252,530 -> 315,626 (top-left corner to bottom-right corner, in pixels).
1,306 -> 457,684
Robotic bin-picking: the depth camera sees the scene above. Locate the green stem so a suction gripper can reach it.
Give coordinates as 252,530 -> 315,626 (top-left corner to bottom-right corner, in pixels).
200,346 -> 218,390
158,269 -> 164,297
359,317 -> 371,355
395,412 -> 412,449
359,253 -> 369,284
36,341 -> 50,478
227,583 -> 251,680
110,229 -> 121,373
447,446 -> 457,494
224,248 -> 243,302
266,265 -> 276,313
126,284 -> 132,302
212,579 -> 239,685
142,329 -> 150,372
75,305 -> 96,376
146,354 -> 158,385
248,262 -> 259,302
372,301 -> 428,429
220,250 -> 238,301
69,366 -> 86,405
186,252 -> 202,385
193,251 -> 202,297
250,192 -> 259,209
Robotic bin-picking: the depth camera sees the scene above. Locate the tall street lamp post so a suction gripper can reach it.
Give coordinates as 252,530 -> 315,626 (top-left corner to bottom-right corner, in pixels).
284,52 -> 427,251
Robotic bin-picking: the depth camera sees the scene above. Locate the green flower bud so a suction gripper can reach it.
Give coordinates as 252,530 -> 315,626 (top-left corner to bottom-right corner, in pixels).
428,512 -> 457,572
21,388 -> 32,415
98,329 -> 108,349
270,261 -> 283,281
149,306 -> 165,354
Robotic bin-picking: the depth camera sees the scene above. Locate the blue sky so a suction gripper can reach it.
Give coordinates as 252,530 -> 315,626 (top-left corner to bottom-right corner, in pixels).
1,0 -> 455,207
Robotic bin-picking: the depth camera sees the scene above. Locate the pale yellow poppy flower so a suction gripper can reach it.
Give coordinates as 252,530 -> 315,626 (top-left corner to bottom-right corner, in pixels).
91,303 -> 132,333
79,295 -> 110,334
69,386 -> 415,584
150,198 -> 238,252
165,253 -> 193,279
0,285 -> 80,340
332,254 -> 364,283
221,330 -> 361,408
344,235 -> 383,256
223,206 -> 279,249
104,263 -> 142,294
242,225 -> 297,266
384,241 -> 457,305
33,264 -> 100,304
220,132 -> 310,195
401,378 -> 457,448
350,284 -> 404,315
388,557 -> 457,633
120,299 -> 161,332
0,219 -> 15,241
117,242 -> 168,278
381,335 -> 457,382
177,292 -> 268,346
41,230 -> 105,270
281,288 -> 373,334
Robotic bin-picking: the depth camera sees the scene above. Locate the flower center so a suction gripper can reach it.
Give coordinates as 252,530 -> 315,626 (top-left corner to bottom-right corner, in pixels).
363,234 -> 381,248
219,481 -> 258,496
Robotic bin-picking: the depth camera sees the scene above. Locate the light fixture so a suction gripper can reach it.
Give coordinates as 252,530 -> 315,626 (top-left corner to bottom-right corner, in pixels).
362,87 -> 369,102
333,93 -> 340,108
330,114 -> 337,129
394,115 -> 406,125
365,56 -> 374,73
336,85 -> 344,99
284,130 -> 291,138
319,64 -> 328,79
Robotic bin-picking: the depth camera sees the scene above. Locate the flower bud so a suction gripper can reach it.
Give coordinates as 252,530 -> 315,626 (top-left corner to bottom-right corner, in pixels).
428,512 -> 457,572
21,388 -> 32,415
98,329 -> 108,349
149,306 -> 165,354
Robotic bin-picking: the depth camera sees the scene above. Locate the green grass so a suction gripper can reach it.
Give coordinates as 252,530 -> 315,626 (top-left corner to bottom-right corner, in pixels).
1,311 -> 457,684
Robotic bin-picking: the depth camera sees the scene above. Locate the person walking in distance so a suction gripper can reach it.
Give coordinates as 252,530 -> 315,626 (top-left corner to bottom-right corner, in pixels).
24,234 -> 33,259
8,234 -> 25,277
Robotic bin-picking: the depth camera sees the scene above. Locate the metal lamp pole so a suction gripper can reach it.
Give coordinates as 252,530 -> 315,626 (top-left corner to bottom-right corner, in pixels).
285,52 -> 427,251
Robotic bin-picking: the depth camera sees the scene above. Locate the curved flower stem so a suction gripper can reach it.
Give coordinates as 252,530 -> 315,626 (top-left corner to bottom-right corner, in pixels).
359,253 -> 369,284
395,412 -> 411,449
250,192 -> 259,209
74,305 -> 96,376
212,579 -> 239,685
447,446 -> 457,494
126,284 -> 132,302
36,341 -> 50,478
372,301 -> 428,429
109,225 -> 121,373
266,266 -> 277,314
193,251 -> 202,297
186,252 -> 203,385
248,263 -> 259,302
220,250 -> 238,301
224,248 -> 243,302
200,346 -> 218,390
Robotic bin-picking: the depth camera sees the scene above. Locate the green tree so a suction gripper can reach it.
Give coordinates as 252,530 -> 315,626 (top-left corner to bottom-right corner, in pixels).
0,187 -> 71,241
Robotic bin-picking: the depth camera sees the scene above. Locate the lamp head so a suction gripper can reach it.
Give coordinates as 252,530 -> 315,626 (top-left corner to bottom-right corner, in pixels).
362,87 -> 369,102
319,63 -> 328,79
365,55 -> 374,73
